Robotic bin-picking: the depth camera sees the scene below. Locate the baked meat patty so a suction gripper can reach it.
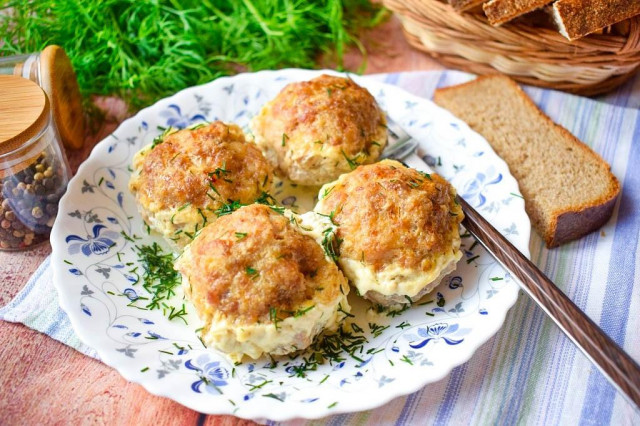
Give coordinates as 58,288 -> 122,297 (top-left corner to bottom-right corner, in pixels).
129,121 -> 273,248
315,160 -> 464,306
250,74 -> 387,186
174,204 -> 350,361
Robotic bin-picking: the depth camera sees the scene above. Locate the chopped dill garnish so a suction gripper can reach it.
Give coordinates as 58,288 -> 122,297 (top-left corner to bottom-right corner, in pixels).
167,304 -> 187,322
386,304 -> 410,317
316,210 -> 338,225
215,200 -> 243,217
466,255 -> 479,264
248,380 -> 272,391
235,232 -> 247,240
368,322 -> 389,338
245,266 -> 259,279
208,182 -> 221,197
337,303 -> 354,318
321,185 -> 335,199
400,355 -> 413,365
134,242 -> 186,324
255,192 -> 285,214
420,171 -> 432,180
469,240 -> 479,251
151,127 -> 173,148
309,324 -> 368,365
178,202 -> 191,211
270,307 -> 280,330
396,321 -> 411,329
263,393 -> 284,402
294,305 -> 315,317
281,133 -> 289,147
197,208 -> 208,225
490,276 -> 504,281
120,231 -> 136,243
321,227 -> 342,262
341,149 -> 364,170
288,215 -> 312,231
209,162 -> 231,179
256,191 -> 277,205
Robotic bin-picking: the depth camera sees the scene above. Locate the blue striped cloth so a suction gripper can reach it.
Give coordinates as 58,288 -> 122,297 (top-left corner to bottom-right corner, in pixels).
2,70 -> 639,424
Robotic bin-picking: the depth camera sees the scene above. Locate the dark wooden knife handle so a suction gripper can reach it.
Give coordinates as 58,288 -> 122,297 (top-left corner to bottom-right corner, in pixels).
458,195 -> 640,409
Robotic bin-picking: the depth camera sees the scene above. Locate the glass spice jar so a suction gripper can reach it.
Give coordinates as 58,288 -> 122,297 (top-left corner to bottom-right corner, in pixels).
0,75 -> 71,250
0,45 -> 85,151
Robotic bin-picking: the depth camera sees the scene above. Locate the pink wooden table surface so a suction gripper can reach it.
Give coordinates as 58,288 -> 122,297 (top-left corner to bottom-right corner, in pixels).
0,16 -> 443,424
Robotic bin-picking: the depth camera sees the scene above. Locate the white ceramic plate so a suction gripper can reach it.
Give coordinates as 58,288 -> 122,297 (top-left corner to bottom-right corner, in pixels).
51,69 -> 530,421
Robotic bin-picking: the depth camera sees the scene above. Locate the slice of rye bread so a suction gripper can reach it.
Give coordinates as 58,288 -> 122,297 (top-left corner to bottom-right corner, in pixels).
433,75 -> 620,248
483,0 -> 553,25
448,0 -> 486,12
551,0 -> 640,40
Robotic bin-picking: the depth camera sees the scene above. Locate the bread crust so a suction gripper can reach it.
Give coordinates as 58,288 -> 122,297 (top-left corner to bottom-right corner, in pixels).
552,0 -> 640,40
433,74 -> 620,248
483,0 -> 553,25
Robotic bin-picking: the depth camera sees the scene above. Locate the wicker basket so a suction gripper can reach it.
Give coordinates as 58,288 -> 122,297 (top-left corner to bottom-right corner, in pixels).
383,0 -> 640,95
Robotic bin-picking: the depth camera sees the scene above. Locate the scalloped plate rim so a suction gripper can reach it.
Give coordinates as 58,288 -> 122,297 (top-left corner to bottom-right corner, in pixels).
51,68 -> 530,421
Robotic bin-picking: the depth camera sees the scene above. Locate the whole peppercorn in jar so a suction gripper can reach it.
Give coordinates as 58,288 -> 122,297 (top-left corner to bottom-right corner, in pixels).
0,75 -> 71,250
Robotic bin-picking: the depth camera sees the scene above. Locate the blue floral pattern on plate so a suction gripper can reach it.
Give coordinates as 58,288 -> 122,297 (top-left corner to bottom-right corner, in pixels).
50,69 -> 530,421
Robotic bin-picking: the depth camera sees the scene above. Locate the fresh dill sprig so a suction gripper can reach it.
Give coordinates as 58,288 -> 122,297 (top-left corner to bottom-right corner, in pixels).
0,1 -> 388,110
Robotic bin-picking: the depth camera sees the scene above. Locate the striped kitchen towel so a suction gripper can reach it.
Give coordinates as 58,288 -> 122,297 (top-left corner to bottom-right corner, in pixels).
1,70 -> 639,425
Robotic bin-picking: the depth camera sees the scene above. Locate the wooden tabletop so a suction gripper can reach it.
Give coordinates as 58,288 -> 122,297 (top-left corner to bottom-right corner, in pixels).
0,16 -> 442,424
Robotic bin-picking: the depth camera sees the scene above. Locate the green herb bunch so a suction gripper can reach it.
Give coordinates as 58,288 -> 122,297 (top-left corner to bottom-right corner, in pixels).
1,0 -> 387,109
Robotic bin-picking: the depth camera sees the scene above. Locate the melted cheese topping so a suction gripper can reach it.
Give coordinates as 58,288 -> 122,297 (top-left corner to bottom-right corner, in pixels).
341,248 -> 461,303
196,288 -> 349,362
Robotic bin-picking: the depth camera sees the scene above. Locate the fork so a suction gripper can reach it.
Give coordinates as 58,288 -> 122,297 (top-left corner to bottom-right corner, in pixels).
381,119 -> 640,410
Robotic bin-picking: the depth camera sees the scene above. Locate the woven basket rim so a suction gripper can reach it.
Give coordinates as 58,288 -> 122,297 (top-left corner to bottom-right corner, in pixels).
383,0 -> 640,95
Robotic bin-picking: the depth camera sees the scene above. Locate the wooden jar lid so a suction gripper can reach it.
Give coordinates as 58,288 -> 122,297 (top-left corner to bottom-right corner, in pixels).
39,45 -> 85,150
0,75 -> 50,156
